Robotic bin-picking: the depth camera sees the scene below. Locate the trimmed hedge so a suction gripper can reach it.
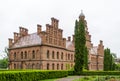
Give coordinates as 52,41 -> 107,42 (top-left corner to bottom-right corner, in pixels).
0,70 -> 68,81
68,70 -> 120,76
1,70 -> 120,81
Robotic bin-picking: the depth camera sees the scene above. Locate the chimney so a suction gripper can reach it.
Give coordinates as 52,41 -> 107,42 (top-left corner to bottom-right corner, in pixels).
68,36 -> 71,41
14,32 -> 19,43
72,35 -> 75,42
24,28 -> 28,35
63,38 -> 66,47
9,38 -> 13,48
19,27 -> 28,37
91,43 -> 93,47
51,17 -> 59,28
100,40 -> 103,45
37,24 -> 42,34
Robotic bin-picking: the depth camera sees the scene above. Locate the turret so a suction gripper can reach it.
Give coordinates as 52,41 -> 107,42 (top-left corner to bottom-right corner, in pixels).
79,10 -> 85,20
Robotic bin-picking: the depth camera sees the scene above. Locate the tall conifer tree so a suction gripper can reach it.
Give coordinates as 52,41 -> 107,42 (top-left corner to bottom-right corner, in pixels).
104,48 -> 115,71
84,46 -> 88,70
74,12 -> 86,74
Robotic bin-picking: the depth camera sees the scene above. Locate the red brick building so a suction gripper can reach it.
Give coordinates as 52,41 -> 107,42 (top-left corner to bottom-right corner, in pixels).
8,12 -> 104,70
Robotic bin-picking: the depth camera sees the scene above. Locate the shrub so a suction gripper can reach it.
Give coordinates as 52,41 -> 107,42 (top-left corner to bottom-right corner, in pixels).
0,70 -> 68,81
68,70 -> 120,76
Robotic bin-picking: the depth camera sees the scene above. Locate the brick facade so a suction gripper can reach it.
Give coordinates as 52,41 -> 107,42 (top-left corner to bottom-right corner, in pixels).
8,12 -> 104,70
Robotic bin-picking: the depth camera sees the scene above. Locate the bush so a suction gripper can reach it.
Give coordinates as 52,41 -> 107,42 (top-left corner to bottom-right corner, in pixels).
68,70 -> 120,76
0,70 -> 68,81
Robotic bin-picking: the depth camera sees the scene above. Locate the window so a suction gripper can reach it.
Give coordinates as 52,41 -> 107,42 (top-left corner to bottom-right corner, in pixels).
68,54 -> 70,60
57,52 -> 59,59
14,52 -> 16,60
71,54 -> 73,60
32,50 -> 35,59
52,63 -> 54,70
71,64 -> 73,67
28,63 -> 31,69
32,63 -> 35,69
14,64 -> 16,69
25,51 -> 27,59
47,63 -> 49,70
61,52 -> 63,60
66,53 -> 67,60
21,52 -> 23,59
57,64 -> 59,70
47,50 -> 49,59
52,51 -> 54,59
61,64 -> 63,70
36,63 -> 39,69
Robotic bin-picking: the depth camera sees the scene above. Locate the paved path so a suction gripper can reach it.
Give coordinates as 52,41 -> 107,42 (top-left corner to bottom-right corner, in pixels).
56,76 -> 82,81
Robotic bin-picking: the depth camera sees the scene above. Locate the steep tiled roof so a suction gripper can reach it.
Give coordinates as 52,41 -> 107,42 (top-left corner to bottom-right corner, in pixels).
90,46 -> 98,55
12,33 -> 42,48
66,41 -> 74,50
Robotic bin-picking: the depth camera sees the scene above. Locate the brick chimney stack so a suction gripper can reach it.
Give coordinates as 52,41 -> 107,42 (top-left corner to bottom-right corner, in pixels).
72,35 -> 75,42
68,36 -> 71,41
51,17 -> 59,28
100,40 -> 103,45
19,27 -> 28,37
8,38 -> 13,48
37,24 -> 42,34
14,32 -> 20,43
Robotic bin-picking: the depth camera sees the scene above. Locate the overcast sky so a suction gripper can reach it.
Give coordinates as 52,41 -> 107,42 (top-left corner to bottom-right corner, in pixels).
0,0 -> 120,58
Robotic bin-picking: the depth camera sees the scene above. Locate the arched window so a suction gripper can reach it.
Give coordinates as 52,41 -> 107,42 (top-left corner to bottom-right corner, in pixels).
57,64 -> 59,70
21,52 -> 23,59
57,52 -> 59,59
52,51 -> 54,59
61,52 -> 63,60
14,52 -> 16,60
25,51 -> 27,59
52,63 -> 54,70
32,63 -> 35,69
47,63 -> 49,70
71,64 -> 73,67
32,50 -> 35,59
71,54 -> 73,60
28,63 -> 31,69
61,64 -> 63,70
14,63 -> 16,69
66,53 -> 67,60
68,54 -> 70,60
47,50 -> 49,59
36,63 -> 39,69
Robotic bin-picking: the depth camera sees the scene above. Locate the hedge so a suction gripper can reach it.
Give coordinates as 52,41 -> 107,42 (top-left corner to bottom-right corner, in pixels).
0,70 -> 68,81
1,70 -> 120,81
68,70 -> 120,76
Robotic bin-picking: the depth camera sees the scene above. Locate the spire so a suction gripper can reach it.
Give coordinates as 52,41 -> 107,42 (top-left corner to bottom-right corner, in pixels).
79,10 -> 85,20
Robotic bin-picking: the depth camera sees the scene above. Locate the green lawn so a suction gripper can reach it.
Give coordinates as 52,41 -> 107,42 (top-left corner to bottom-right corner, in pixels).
73,76 -> 120,81
40,78 -> 58,81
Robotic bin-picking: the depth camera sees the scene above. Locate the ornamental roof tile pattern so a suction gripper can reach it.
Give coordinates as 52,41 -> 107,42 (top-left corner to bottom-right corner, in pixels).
12,33 -> 42,48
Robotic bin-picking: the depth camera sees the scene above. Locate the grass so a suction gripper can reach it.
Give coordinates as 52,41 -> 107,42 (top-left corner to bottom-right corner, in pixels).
40,78 -> 58,81
73,76 -> 96,81
73,76 -> 120,81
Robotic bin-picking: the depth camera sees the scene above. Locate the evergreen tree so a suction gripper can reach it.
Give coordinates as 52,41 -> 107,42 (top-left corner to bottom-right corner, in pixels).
104,48 -> 111,71
74,16 -> 86,74
104,48 -> 116,71
84,46 -> 88,70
